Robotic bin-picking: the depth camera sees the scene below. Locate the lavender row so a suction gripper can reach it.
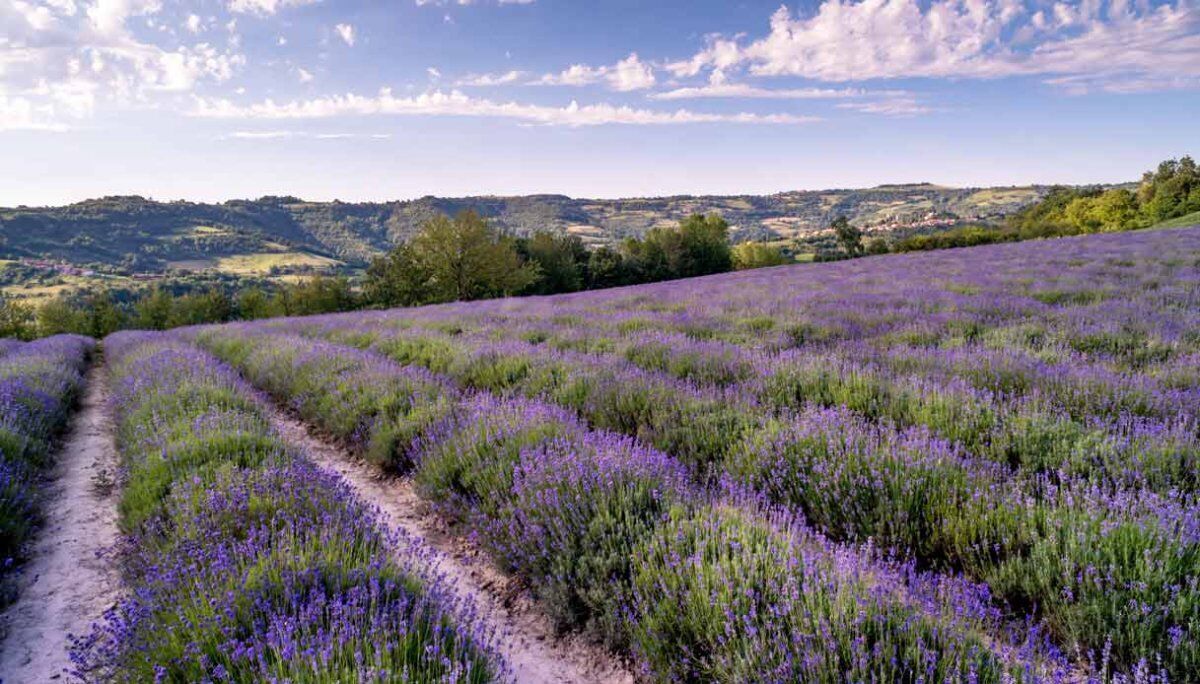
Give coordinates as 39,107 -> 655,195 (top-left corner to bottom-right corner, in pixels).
194,327 -> 1072,682
354,228 -> 1199,421
241,317 -> 1198,679
69,332 -> 504,683
0,334 -> 93,579
366,306 -> 1200,482
285,317 -> 1199,500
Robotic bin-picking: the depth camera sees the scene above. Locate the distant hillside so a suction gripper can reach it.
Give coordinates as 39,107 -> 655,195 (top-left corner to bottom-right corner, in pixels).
0,185 -> 1047,274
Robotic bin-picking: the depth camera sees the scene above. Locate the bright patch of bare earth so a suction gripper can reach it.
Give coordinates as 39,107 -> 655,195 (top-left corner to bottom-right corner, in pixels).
267,407 -> 635,684
0,366 -> 121,682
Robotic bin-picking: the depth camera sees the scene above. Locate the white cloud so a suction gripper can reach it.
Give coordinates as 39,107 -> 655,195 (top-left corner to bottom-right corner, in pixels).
651,71 -> 890,100
837,97 -> 933,116
665,0 -> 1200,93
228,130 -> 294,139
608,53 -> 655,91
185,13 -> 202,33
534,52 -> 656,91
427,67 -> 442,79
227,0 -> 319,16
221,130 -> 392,140
87,0 -> 162,36
334,23 -> 355,46
0,0 -> 244,131
296,67 -> 314,83
455,70 -> 526,86
0,91 -> 71,132
192,88 -> 821,127
416,0 -> 534,5
9,0 -> 59,31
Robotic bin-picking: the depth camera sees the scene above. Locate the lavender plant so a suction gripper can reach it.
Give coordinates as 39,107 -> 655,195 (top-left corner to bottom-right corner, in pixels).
197,331 -> 1070,682
72,333 -> 505,682
0,334 -> 92,577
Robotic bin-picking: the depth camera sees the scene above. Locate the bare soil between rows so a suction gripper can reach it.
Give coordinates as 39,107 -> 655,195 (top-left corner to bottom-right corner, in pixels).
0,364 -> 122,682
265,406 -> 636,684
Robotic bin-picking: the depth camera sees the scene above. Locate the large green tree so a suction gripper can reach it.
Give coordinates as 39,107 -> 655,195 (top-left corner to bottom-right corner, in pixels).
365,211 -> 539,307
518,231 -> 587,295
623,213 -> 733,281
732,242 -> 789,270
0,294 -> 33,340
832,216 -> 863,257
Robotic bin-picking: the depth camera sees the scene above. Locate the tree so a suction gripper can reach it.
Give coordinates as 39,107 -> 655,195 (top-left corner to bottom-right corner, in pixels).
38,297 -> 90,337
134,286 -> 174,330
364,211 -> 539,307
85,290 -> 125,338
0,294 -> 33,340
236,287 -> 276,320
675,214 -> 732,277
1064,196 -> 1102,232
622,213 -> 733,282
286,276 -> 357,315
731,242 -> 789,270
586,246 -> 631,289
865,237 -> 891,255
364,244 -> 433,308
1138,156 -> 1198,222
168,289 -> 231,327
518,231 -> 587,295
1092,189 -> 1139,231
832,216 -> 863,257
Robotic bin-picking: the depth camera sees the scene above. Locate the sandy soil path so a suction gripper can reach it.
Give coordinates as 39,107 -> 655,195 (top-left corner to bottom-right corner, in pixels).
0,364 -> 121,682
266,407 -> 636,684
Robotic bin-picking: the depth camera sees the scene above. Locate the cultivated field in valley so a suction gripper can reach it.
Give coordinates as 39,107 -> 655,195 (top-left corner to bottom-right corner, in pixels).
1,226 -> 1198,682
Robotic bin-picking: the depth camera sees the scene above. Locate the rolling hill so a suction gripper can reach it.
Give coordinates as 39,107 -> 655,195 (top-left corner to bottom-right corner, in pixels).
0,185 -> 1047,276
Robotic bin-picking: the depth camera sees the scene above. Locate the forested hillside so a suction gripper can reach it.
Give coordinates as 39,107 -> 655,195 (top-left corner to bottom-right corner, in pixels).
0,185 -> 1044,272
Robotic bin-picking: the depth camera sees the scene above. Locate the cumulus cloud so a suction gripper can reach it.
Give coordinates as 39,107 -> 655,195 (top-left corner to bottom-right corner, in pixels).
533,52 -> 656,91
191,88 -> 820,126
454,70 -> 527,86
334,23 -> 355,46
0,0 -> 244,131
665,0 -> 1200,93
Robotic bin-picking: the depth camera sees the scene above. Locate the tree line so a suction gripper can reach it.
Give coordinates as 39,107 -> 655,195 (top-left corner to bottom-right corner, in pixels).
1,212 -> 791,340
5,155 -> 1192,341
362,211 -> 761,307
833,155 -> 1199,257
0,275 -> 358,340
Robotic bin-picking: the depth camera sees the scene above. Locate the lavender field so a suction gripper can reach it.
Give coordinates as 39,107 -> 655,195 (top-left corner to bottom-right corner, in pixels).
2,226 -> 1199,683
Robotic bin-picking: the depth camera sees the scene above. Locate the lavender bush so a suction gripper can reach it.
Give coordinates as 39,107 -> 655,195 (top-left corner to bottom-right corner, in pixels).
71,333 -> 505,682
0,334 -> 92,578
245,229 -> 1199,679
196,330 -> 1069,682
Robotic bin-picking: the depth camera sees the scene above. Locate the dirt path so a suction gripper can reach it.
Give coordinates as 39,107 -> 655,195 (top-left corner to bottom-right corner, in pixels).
0,364 -> 122,682
266,408 -> 636,684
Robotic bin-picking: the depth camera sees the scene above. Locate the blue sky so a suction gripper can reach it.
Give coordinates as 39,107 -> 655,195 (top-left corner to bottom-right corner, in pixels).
1,0 -> 1197,205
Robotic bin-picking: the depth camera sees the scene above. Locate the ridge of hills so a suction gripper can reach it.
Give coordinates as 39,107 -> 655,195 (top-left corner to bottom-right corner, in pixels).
0,185 -> 1047,276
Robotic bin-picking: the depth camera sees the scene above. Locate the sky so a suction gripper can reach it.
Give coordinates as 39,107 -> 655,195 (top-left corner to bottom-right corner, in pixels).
1,0 -> 1197,206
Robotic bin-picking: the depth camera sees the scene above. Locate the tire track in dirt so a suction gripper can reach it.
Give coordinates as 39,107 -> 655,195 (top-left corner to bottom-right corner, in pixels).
265,406 -> 635,684
0,364 -> 121,682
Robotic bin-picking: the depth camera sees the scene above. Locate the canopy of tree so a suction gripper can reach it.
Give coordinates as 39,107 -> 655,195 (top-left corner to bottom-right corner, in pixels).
1007,156 -> 1198,234
364,211 -> 734,308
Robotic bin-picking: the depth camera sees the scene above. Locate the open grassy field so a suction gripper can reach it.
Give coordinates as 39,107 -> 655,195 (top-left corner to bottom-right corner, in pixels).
2,226 -> 1198,682
166,250 -> 343,275
1151,210 -> 1200,230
